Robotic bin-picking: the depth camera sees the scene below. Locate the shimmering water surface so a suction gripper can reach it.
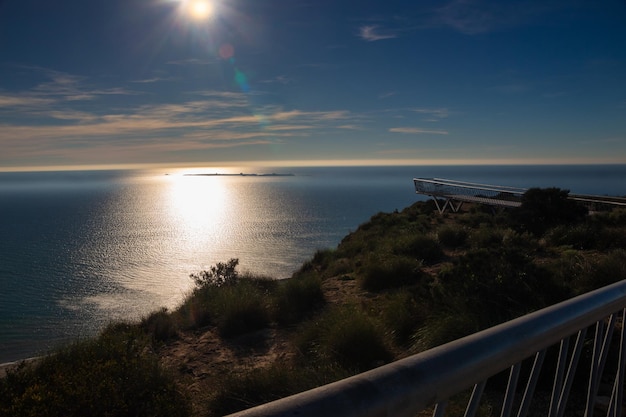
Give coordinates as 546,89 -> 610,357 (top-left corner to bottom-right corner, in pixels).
1,164 -> 625,363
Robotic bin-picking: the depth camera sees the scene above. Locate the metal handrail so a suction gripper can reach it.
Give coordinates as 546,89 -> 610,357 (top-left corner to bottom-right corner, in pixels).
227,280 -> 626,417
414,178 -> 626,213
415,178 -> 527,196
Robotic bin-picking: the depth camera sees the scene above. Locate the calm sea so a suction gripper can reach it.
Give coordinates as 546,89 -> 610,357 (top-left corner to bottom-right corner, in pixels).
1,164 -> 625,363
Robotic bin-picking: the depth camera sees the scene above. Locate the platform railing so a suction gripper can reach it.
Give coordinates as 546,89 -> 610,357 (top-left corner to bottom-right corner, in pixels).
414,178 -> 525,212
414,178 -> 626,213
227,280 -> 626,417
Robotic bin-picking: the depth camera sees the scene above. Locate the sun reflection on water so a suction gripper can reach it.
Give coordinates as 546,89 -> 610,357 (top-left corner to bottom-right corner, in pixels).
166,173 -> 230,244
165,170 -> 241,264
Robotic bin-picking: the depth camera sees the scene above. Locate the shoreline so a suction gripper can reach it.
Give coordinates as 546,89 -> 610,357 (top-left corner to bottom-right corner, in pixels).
0,356 -> 41,378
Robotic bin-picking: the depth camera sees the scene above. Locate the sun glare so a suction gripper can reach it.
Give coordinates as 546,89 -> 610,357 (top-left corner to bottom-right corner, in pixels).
183,0 -> 213,20
166,173 -> 228,244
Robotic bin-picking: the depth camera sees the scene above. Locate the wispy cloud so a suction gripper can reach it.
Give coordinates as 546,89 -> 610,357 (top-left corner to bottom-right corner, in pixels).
131,76 -> 178,84
359,25 -> 397,41
412,108 -> 450,120
389,127 -> 449,135
266,125 -> 313,131
0,94 -> 54,108
166,58 -> 215,66
259,75 -> 293,84
0,67 -> 362,166
378,91 -> 396,99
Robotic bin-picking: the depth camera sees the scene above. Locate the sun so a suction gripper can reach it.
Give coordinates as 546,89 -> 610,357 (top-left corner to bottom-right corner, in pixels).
183,0 -> 213,20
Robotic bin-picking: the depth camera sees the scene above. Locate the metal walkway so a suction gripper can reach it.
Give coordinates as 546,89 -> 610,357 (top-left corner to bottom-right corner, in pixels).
414,178 -> 626,214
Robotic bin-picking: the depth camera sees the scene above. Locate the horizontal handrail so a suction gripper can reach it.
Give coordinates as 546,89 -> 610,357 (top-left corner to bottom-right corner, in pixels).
227,280 -> 626,417
414,178 -> 626,211
414,178 -> 526,196
432,177 -> 528,192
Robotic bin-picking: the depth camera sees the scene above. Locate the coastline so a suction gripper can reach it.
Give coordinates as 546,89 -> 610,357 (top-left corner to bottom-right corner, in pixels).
2,165 -> 626,375
0,356 -> 41,378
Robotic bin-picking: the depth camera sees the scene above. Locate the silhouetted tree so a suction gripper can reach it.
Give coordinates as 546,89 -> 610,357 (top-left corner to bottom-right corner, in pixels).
511,187 -> 588,236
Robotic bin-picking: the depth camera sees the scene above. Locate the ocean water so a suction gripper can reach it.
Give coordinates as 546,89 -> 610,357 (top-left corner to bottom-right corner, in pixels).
1,164 -> 625,364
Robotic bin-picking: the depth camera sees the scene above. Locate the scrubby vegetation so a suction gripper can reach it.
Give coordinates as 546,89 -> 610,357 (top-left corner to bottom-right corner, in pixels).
2,188 -> 626,417
0,324 -> 190,417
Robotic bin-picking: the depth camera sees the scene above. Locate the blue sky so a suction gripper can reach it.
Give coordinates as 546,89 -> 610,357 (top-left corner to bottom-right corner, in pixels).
1,0 -> 625,170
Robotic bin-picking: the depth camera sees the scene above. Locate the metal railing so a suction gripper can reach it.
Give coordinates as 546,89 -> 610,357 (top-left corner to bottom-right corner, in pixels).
227,280 -> 626,417
414,178 -> 626,214
414,178 -> 526,213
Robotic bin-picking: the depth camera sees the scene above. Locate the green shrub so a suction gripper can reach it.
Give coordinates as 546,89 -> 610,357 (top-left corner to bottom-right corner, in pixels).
273,273 -> 325,326
209,363 -> 349,416
176,278 -> 271,336
380,291 -> 425,345
0,324 -> 190,417
327,257 -> 353,277
468,227 -> 505,249
545,224 -> 600,250
393,234 -> 444,265
586,250 -> 626,291
178,260 -> 273,335
141,307 -> 178,342
598,227 -> 626,250
550,250 -> 625,295
413,312 -> 482,351
359,255 -> 423,292
511,187 -> 588,236
546,251 -> 591,293
459,211 -> 494,228
311,248 -> 337,269
295,306 -> 392,372
190,258 -> 239,288
435,248 -> 566,326
593,208 -> 626,227
501,229 -> 539,250
211,280 -> 271,338
608,209 -> 626,226
437,225 -> 468,248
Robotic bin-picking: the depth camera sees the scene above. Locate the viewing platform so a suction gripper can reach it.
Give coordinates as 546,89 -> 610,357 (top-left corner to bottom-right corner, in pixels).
413,177 -> 626,214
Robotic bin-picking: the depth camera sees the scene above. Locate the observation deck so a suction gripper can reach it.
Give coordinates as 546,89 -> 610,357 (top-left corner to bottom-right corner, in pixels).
413,177 -> 626,214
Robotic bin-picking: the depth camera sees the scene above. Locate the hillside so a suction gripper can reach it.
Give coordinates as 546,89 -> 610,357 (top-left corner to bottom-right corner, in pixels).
2,189 -> 626,417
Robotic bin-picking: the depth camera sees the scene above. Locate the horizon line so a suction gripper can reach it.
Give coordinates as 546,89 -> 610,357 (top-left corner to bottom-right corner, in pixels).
1,158 -> 626,173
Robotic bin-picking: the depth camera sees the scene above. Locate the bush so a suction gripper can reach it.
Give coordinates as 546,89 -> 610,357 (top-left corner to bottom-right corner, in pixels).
437,225 -> 468,248
176,287 -> 214,329
458,210 -> 494,228
295,306 -> 393,372
551,250 -> 626,295
435,248 -> 566,327
545,224 -> 599,250
273,273 -> 325,326
511,187 -> 588,236
210,280 -> 271,338
598,227 -> 626,250
380,292 -> 425,345
176,275 -> 272,336
413,312 -> 482,351
359,255 -> 423,292
0,324 -> 190,417
141,307 -> 177,342
190,258 -> 239,288
586,250 -> 626,291
547,251 -> 593,293
608,209 -> 626,226
393,234 -> 444,265
209,363 -> 349,416
468,227 -> 505,249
